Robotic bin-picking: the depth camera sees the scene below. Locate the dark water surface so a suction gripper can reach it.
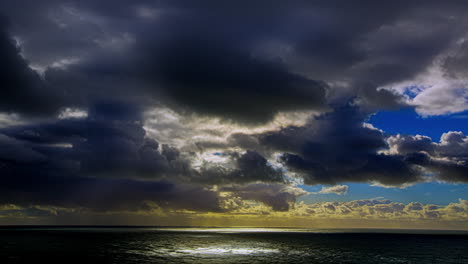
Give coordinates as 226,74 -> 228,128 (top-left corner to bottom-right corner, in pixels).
0,227 -> 467,263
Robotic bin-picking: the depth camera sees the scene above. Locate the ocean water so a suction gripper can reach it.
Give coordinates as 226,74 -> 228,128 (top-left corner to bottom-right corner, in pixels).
0,227 -> 467,263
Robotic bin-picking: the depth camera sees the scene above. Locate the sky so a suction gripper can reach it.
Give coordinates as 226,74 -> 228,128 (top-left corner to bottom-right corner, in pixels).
0,1 -> 467,229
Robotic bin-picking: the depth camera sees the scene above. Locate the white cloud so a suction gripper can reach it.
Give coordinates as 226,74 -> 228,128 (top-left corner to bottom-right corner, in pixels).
317,185 -> 349,195
382,61 -> 468,116
58,108 -> 88,119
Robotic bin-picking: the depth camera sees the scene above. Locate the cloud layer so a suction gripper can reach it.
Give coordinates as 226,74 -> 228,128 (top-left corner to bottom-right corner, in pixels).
0,1 -> 467,222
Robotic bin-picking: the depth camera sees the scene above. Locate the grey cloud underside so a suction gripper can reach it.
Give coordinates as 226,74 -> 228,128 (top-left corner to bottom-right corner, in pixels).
0,176 -> 221,212
0,102 -> 284,183
2,1 -> 468,120
0,102 -> 290,211
205,105 -> 468,185
387,132 -> 468,183
258,106 -> 425,186
195,150 -> 285,185
140,39 -> 328,124
220,183 -> 308,212
0,104 -> 222,212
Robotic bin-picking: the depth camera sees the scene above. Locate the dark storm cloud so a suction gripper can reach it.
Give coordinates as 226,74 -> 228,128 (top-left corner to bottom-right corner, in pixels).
0,115 -> 201,212
0,101 -> 285,184
0,103 -> 226,212
429,160 -> 468,183
133,9 -> 329,123
0,174 -> 221,212
387,131 -> 468,183
0,19 -> 64,116
36,4 -> 331,124
0,102 -> 290,211
221,183 -> 307,212
106,1 -> 460,117
258,105 -> 424,186
195,150 -> 284,185
1,1 -> 468,120
281,152 -> 422,186
443,40 -> 468,79
195,105 -> 427,186
193,103 -> 468,185
386,134 -> 436,155
388,132 -> 468,159
255,109 -> 468,185
0,102 -> 184,180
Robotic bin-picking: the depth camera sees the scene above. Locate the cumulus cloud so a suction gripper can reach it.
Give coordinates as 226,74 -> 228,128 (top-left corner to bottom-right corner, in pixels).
225,198 -> 468,223
386,131 -> 468,182
255,105 -> 425,186
317,185 -> 349,195
2,197 -> 467,227
0,102 -> 181,179
0,102 -> 294,212
220,183 -> 308,212
195,150 -> 285,185
207,105 -> 467,186
380,64 -> 468,117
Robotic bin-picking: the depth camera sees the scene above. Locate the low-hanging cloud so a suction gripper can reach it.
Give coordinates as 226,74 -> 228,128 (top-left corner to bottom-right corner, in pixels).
317,185 -> 349,195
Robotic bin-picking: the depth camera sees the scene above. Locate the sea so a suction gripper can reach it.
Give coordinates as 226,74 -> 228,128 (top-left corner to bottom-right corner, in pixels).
0,227 -> 467,263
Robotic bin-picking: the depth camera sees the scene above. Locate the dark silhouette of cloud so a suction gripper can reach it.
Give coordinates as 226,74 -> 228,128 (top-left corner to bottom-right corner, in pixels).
220,183 -> 307,211
387,131 -> 468,183
2,1 -> 466,120
255,105 -> 423,186
195,150 -> 285,185
0,102 -> 290,211
0,20 -> 64,116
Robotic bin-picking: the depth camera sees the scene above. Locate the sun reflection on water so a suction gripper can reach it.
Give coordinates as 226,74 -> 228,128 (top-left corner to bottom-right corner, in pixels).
175,246 -> 279,255
128,245 -> 280,258
123,229 -> 286,259
155,227 -> 309,233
